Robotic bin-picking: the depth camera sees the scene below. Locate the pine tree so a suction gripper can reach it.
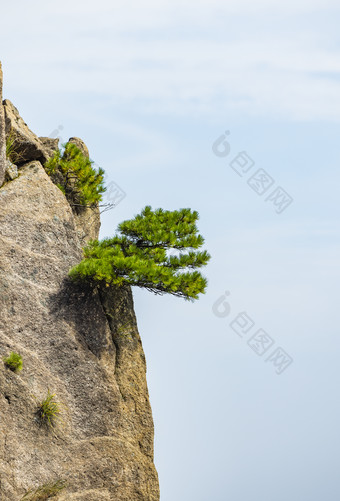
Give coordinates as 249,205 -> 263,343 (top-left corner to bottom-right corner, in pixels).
44,142 -> 106,210
69,206 -> 211,301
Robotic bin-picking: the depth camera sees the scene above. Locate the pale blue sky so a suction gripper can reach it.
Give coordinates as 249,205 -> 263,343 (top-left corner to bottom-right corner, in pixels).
1,1 -> 340,499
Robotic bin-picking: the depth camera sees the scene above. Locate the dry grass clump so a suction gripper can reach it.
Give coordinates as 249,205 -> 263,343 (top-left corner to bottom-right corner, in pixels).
20,479 -> 67,500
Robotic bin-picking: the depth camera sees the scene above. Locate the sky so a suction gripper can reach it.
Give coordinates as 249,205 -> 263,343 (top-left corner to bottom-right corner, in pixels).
1,1 -> 340,499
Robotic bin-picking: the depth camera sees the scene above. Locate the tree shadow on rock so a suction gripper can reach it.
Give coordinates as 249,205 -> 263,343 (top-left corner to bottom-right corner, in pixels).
48,278 -> 115,360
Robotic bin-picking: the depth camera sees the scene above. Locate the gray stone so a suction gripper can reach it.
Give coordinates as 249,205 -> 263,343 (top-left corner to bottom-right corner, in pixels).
74,204 -> 101,246
39,136 -> 60,157
4,159 -> 18,181
3,100 -> 52,165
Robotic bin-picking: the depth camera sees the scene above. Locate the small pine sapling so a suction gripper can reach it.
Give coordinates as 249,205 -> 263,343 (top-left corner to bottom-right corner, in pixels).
44,142 -> 106,211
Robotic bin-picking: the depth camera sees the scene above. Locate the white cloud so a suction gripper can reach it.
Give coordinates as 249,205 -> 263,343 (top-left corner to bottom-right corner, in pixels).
1,0 -> 340,121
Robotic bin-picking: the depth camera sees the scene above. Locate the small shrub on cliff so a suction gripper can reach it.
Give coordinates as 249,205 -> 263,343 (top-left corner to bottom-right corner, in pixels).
20,479 -> 67,500
69,206 -> 211,301
3,351 -> 23,372
6,129 -> 23,164
44,142 -> 106,210
36,390 -> 63,429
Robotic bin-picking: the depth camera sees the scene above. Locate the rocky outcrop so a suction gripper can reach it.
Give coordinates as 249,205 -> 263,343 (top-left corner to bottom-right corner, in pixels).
4,159 -> 18,182
68,137 -> 90,159
0,63 -> 5,187
0,162 -> 159,501
73,204 -> 101,247
38,137 -> 60,158
2,89 -> 100,246
0,69 -> 159,500
3,99 -> 52,165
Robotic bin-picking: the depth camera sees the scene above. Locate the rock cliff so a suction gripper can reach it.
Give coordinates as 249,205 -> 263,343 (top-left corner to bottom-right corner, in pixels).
0,67 -> 159,500
0,64 -> 5,187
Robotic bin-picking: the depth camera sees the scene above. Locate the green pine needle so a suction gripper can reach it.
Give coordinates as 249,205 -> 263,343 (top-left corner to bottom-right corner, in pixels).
44,142 -> 106,210
69,206 -> 211,301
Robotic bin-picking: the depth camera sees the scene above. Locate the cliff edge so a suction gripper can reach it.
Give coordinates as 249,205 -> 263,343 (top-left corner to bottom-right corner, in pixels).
0,66 -> 159,500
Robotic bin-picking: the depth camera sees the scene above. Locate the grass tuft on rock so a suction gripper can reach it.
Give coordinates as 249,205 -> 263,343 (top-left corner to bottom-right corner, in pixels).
20,479 -> 67,500
36,390 -> 63,430
6,129 -> 23,164
3,351 -> 23,372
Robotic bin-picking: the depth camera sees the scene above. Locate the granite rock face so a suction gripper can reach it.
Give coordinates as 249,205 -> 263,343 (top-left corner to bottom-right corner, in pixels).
4,159 -> 18,181
3,99 -> 52,165
73,203 -> 102,247
0,73 -> 159,499
0,63 -> 5,187
0,161 -> 159,501
38,136 -> 60,158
